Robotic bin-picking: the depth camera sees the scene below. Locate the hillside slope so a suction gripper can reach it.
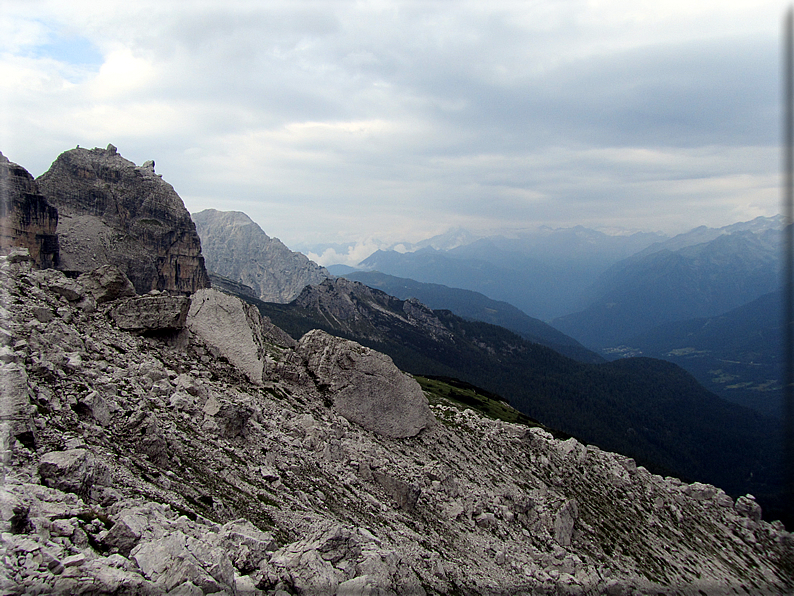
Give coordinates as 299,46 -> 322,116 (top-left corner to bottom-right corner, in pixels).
622,290 -> 783,419
1,254 -> 791,594
343,270 -> 602,363
249,278 -> 785,520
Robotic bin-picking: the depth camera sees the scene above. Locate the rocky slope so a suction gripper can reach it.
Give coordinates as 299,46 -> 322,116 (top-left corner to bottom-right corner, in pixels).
0,152 -> 59,269
193,209 -> 330,303
35,145 -> 209,295
0,251 -> 791,595
252,278 -> 784,518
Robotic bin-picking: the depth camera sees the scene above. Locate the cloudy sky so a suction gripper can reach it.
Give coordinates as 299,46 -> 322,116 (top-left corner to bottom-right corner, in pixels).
1,0 -> 788,264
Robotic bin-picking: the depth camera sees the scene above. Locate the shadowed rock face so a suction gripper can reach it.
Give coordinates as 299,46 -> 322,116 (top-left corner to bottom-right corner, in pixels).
0,152 -> 59,269
36,145 -> 209,294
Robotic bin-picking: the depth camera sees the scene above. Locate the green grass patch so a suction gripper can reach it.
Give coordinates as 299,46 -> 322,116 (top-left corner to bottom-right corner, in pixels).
416,375 -> 541,428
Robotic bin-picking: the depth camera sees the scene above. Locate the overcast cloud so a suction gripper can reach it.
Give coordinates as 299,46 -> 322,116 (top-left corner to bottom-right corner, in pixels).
0,0 -> 788,264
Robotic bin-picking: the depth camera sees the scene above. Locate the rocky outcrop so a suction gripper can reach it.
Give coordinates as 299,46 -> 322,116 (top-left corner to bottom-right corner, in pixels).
35,145 -> 209,294
193,209 -> 330,303
296,329 -> 435,438
0,249 -> 792,595
0,152 -> 59,269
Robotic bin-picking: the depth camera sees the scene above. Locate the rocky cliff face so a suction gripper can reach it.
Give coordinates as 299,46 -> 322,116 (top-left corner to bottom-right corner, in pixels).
1,252 -> 792,595
0,152 -> 59,269
35,145 -> 209,294
193,209 -> 330,303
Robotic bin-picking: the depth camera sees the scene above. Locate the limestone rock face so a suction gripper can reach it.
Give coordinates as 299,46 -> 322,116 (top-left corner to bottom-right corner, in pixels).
193,209 -> 329,303
296,329 -> 435,438
186,288 -> 296,385
0,152 -> 59,269
35,145 -> 209,294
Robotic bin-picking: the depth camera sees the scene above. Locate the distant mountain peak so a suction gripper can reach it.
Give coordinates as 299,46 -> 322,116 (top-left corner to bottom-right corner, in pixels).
192,209 -> 330,303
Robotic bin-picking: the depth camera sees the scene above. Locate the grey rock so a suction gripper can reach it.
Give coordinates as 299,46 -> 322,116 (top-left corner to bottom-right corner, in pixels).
554,500 -> 578,547
193,209 -> 330,303
0,155 -> 59,269
103,512 -> 148,555
221,519 -> 277,572
38,449 -> 110,496
372,471 -> 421,512
110,294 -> 190,332
131,531 -> 232,593
735,495 -> 763,523
0,362 -> 34,458
77,265 -> 137,303
187,288 -> 289,385
297,329 -> 434,438
36,145 -> 209,293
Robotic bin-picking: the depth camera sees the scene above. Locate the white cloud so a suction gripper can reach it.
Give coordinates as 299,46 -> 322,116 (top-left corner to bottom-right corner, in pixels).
1,0 -> 789,248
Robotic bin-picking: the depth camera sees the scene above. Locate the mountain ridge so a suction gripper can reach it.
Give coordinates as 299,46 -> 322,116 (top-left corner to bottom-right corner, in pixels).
193,208 -> 330,303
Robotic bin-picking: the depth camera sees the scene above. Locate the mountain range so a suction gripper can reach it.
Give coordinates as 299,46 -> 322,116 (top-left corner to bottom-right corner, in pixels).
552,227 -> 780,348
355,226 -> 667,321
341,270 -> 603,364
1,146 -> 791,593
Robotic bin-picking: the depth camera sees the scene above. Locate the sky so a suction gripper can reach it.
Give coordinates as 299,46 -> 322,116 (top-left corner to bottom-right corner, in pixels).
0,0 -> 789,265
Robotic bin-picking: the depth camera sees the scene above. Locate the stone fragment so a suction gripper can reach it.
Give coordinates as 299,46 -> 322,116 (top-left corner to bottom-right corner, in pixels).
0,362 -> 34,457
297,329 -> 435,438
735,495 -> 762,523
110,294 -> 190,332
62,553 -> 86,567
38,449 -> 110,496
221,519 -> 277,573
554,500 -> 579,547
77,265 -> 137,303
103,512 -> 149,556
372,471 -> 421,512
131,531 -> 230,593
0,489 -> 25,532
475,512 -> 497,527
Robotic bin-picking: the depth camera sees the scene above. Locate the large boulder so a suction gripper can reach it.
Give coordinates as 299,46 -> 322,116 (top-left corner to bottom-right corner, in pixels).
0,152 -> 59,269
296,329 -> 435,438
35,145 -> 209,294
186,288 -> 295,385
110,294 -> 191,333
38,449 -> 111,496
77,265 -> 136,304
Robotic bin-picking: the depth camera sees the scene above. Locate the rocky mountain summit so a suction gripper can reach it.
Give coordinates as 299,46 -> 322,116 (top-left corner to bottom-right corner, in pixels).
193,209 -> 329,303
1,250 -> 792,595
35,145 -> 209,295
0,153 -> 59,269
